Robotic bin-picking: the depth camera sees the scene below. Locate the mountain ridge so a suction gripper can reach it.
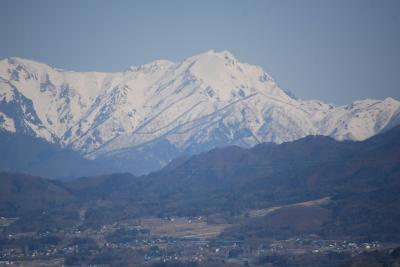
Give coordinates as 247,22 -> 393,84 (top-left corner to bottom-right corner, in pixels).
1,51 -> 399,174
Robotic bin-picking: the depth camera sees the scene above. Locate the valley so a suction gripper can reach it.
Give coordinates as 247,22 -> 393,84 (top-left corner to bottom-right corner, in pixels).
0,212 -> 398,266
2,2 -> 400,267
1,125 -> 400,266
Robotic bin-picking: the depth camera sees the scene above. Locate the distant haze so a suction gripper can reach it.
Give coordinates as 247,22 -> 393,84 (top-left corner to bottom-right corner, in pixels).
0,0 -> 399,105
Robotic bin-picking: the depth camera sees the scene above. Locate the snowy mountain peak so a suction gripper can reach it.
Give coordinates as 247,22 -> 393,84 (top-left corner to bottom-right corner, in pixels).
1,51 -> 399,174
129,59 -> 174,72
4,57 -> 56,75
196,49 -> 237,60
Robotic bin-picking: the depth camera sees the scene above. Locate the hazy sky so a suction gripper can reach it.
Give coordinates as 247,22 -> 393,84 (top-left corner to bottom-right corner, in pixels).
0,0 -> 399,105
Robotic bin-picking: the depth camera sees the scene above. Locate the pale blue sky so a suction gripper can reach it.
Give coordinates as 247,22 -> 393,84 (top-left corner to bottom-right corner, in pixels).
0,0 -> 399,104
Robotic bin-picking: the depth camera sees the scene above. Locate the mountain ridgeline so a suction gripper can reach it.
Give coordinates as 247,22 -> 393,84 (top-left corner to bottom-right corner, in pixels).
1,51 -> 400,176
1,125 -> 399,241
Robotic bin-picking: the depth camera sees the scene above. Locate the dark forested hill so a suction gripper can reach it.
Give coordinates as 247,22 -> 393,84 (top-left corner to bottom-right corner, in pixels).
0,172 -> 72,216
1,125 -> 399,240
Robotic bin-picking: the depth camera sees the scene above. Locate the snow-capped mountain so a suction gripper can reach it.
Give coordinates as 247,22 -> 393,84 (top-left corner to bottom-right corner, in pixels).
1,50 -> 399,174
